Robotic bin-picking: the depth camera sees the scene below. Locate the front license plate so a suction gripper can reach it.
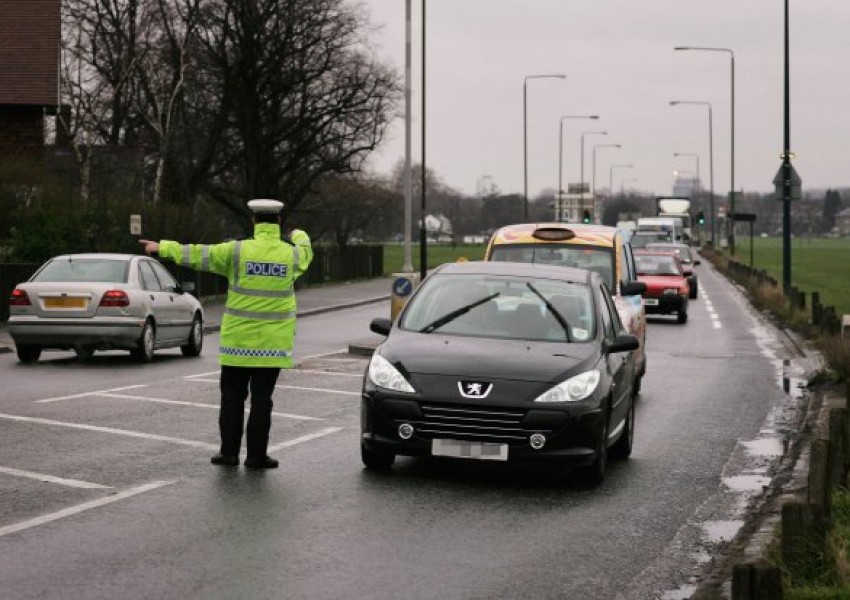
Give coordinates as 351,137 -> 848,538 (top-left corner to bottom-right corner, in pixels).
432,439 -> 508,461
644,298 -> 659,306
44,297 -> 88,309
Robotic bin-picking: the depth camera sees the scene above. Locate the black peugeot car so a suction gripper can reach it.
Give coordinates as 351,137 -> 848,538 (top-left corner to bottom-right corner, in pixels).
360,261 -> 640,484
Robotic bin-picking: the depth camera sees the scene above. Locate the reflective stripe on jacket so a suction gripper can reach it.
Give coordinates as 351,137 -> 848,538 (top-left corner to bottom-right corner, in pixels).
158,224 -> 313,368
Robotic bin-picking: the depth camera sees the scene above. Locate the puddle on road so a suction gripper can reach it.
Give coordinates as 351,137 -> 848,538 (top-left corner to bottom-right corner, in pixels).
722,475 -> 772,492
703,520 -> 744,543
742,437 -> 784,458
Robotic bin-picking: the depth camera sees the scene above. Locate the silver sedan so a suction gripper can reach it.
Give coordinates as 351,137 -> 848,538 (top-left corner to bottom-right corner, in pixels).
8,253 -> 204,363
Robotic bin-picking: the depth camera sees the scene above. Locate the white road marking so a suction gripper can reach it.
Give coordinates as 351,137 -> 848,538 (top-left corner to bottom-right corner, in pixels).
187,378 -> 221,384
0,413 -> 218,450
0,465 -> 112,490
299,349 -> 350,360
93,392 -> 322,421
36,385 -> 148,404
184,370 -> 219,379
289,369 -> 363,378
275,384 -> 360,397
0,480 -> 174,539
713,322 -> 723,329
267,427 -> 343,453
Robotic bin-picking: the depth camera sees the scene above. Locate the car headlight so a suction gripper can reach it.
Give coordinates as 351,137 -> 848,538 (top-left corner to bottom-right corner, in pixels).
368,354 -> 415,393
534,370 -> 600,403
663,288 -> 679,295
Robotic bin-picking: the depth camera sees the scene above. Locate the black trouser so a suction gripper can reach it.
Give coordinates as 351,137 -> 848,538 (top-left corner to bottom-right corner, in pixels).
219,365 -> 281,460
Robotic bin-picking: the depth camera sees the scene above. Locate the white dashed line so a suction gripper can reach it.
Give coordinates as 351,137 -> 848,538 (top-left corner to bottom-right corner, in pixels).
0,413 -> 218,450
713,322 -> 722,329
275,384 -> 361,397
0,480 -> 174,538
36,385 -> 148,403
0,465 -> 112,490
267,427 -> 343,453
289,369 -> 363,378
94,392 -> 322,421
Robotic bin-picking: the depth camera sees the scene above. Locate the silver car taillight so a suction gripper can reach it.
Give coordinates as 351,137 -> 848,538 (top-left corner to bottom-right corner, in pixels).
99,290 -> 130,307
9,288 -> 31,306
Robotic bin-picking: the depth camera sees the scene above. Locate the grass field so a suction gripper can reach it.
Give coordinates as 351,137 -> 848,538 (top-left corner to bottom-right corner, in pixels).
383,244 -> 487,275
726,236 -> 850,316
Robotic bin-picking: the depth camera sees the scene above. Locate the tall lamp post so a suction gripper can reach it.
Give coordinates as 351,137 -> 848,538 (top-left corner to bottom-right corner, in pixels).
593,143 -> 621,223
524,74 -> 566,220
675,46 -> 735,254
580,130 -> 607,222
558,115 -> 599,221
670,100 -> 715,244
673,152 -> 700,202
609,164 -> 634,203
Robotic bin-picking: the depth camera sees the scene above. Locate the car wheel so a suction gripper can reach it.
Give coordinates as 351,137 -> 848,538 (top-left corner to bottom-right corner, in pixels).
689,284 -> 698,299
361,443 -> 395,470
578,411 -> 608,486
16,345 -> 41,364
609,397 -> 634,460
131,320 -> 156,363
181,314 -> 204,357
74,346 -> 96,362
677,308 -> 688,324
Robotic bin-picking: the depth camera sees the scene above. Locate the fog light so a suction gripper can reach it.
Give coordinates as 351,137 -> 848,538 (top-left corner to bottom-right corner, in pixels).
398,423 -> 414,440
529,433 -> 546,450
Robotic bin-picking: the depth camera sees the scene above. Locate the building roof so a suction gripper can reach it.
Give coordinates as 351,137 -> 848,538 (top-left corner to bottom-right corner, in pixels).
0,0 -> 60,106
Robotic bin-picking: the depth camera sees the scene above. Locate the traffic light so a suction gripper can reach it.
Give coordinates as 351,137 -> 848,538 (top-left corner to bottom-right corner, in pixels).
582,210 -> 591,224
697,211 -> 705,225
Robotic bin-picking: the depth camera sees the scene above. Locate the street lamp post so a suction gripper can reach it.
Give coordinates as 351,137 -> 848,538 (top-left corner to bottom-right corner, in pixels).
609,164 -> 634,203
593,143 -> 621,223
670,101 -> 715,244
675,46 -> 735,254
524,74 -> 566,220
580,130 -> 607,222
558,115 -> 599,221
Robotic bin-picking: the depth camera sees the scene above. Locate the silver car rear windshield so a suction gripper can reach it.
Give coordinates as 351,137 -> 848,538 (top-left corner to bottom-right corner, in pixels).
401,273 -> 596,343
489,244 -> 614,291
32,258 -> 129,283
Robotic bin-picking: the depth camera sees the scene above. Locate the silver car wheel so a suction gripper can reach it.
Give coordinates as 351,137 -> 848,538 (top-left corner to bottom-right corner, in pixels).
132,321 -> 155,363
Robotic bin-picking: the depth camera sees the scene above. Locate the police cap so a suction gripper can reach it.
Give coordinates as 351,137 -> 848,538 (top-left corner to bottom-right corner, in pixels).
247,199 -> 284,214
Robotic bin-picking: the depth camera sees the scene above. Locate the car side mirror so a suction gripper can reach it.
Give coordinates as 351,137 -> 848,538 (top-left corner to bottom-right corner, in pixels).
607,334 -> 640,354
180,281 -> 196,294
370,317 -> 392,336
620,281 -> 647,297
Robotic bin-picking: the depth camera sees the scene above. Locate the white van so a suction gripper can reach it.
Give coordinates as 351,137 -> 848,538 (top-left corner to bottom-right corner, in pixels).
635,217 -> 682,243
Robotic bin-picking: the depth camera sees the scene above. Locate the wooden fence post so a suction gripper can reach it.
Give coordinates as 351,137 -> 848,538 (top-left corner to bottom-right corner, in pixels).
732,563 -> 783,600
829,408 -> 849,492
782,500 -> 828,575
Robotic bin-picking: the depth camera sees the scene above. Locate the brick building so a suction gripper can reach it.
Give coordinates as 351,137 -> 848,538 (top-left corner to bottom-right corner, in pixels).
0,0 -> 61,156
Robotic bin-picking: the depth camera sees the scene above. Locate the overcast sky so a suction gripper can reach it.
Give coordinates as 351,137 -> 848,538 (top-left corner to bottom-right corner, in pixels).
360,0 -> 850,201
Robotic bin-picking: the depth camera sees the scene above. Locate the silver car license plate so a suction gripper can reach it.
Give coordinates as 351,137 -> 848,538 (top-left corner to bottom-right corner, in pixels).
432,439 -> 508,461
644,298 -> 659,306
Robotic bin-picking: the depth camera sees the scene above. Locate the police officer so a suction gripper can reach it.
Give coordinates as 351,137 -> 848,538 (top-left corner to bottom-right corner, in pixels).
139,199 -> 313,469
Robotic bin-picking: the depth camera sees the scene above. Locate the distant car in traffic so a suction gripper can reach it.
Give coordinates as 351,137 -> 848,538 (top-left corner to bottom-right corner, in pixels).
8,253 -> 204,363
643,242 -> 701,299
361,261 -> 640,485
629,230 -> 673,249
634,252 -> 690,324
483,222 -> 648,392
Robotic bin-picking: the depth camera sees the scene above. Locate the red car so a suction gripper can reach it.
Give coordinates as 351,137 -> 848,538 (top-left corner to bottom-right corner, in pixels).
633,252 -> 689,324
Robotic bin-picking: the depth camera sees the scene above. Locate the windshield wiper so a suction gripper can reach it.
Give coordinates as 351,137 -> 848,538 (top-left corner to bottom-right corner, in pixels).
525,283 -> 572,342
420,292 -> 500,333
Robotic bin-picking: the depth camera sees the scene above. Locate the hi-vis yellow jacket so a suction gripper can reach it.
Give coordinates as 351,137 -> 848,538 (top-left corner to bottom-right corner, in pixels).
158,224 -> 313,368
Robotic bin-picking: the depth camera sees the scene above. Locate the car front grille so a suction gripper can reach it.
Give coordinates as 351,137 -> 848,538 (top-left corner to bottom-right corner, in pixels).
406,403 -> 535,445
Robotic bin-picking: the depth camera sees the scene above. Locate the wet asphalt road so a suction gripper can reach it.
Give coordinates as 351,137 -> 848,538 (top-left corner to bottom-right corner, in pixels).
0,264 -> 798,600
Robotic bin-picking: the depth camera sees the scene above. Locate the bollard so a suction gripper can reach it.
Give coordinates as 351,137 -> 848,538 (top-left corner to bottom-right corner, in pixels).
808,439 -> 832,516
782,359 -> 790,394
781,500 -> 828,577
732,563 -> 784,600
828,408 -> 849,492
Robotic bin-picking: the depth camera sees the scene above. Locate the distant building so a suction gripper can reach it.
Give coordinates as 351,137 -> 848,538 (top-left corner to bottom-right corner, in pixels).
836,208 -> 850,237
0,0 -> 61,156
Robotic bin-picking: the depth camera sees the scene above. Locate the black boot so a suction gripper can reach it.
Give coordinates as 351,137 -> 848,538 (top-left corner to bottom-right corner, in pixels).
244,456 -> 279,469
211,453 -> 239,466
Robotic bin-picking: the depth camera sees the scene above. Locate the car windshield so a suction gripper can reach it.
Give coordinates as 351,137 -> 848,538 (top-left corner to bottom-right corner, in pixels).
646,244 -> 692,263
634,254 -> 680,276
401,273 -> 596,342
32,258 -> 129,283
629,234 -> 672,249
489,244 -> 615,290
